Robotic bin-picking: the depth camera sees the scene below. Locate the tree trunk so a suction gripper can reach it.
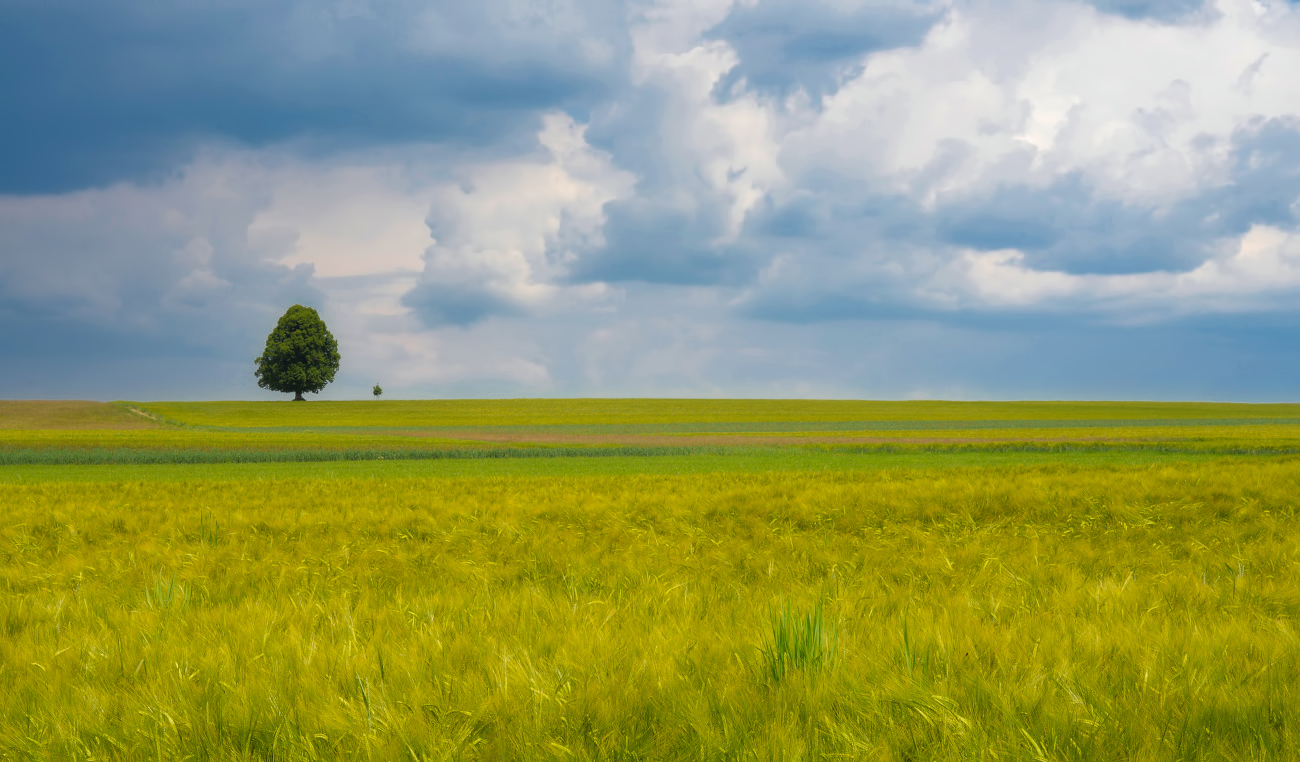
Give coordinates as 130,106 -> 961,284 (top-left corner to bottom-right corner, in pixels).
294,390 -> 305,401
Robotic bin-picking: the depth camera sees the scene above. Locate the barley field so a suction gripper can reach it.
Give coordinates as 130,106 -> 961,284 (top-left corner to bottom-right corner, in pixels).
4,400 -> 1300,759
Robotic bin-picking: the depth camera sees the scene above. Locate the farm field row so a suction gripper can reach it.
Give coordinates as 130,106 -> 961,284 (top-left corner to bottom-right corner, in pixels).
128,399 -> 1300,428
0,448 -> 1259,483
4,459 -> 1300,759
6,402 -> 1300,468
12,421 -> 1300,443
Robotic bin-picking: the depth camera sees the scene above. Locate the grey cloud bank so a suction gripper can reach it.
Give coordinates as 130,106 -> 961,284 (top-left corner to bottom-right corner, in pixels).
4,0 -> 1300,401
0,0 -> 627,192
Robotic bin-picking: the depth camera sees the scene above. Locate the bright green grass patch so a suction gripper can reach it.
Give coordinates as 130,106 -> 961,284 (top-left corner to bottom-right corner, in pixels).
5,460 -> 1300,759
0,447 -> 1253,483
3,443 -> 1295,469
134,398 -> 1300,428
11,422 -> 1300,455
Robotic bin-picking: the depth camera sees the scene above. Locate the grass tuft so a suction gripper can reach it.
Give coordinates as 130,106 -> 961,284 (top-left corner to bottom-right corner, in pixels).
761,599 -> 839,683
144,570 -> 189,632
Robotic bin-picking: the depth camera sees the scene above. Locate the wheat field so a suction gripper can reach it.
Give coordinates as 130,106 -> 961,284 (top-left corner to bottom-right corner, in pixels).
4,401 -> 1300,759
5,458 -> 1300,759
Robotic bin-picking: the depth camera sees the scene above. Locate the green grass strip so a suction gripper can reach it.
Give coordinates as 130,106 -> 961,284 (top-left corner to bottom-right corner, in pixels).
199,417 -> 1300,435
4,439 -> 1300,467
0,448 -> 1268,483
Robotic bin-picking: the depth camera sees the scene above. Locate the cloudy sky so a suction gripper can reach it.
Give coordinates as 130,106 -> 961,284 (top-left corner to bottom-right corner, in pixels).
4,0 -> 1300,401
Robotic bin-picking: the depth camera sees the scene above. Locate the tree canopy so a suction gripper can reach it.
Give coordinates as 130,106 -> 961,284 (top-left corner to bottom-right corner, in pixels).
254,305 -> 340,401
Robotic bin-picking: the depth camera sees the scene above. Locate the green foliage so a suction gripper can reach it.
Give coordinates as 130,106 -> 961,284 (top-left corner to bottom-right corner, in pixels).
761,599 -> 839,683
253,305 -> 340,401
372,383 -> 382,398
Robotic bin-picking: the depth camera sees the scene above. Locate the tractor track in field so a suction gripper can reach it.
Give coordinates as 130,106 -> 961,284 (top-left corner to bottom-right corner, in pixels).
123,406 -> 170,426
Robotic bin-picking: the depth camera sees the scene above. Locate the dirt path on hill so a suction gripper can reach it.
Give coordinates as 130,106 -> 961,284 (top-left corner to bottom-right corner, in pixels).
0,401 -> 163,430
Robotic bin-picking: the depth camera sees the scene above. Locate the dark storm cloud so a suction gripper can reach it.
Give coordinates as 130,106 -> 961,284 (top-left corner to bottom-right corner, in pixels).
732,115 -> 1300,322
706,0 -> 939,101
1208,116 -> 1300,232
0,0 -> 628,193
0,163 -> 325,396
1085,0 -> 1210,22
930,117 -> 1300,275
933,178 -> 1196,275
401,281 -> 523,327
569,81 -> 763,287
565,199 -> 760,286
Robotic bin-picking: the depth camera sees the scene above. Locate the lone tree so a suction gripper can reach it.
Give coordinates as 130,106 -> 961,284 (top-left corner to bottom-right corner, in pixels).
255,305 -> 340,401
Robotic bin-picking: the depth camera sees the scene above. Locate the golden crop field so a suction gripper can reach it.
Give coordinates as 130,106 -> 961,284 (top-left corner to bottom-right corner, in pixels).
5,400 -> 1300,759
